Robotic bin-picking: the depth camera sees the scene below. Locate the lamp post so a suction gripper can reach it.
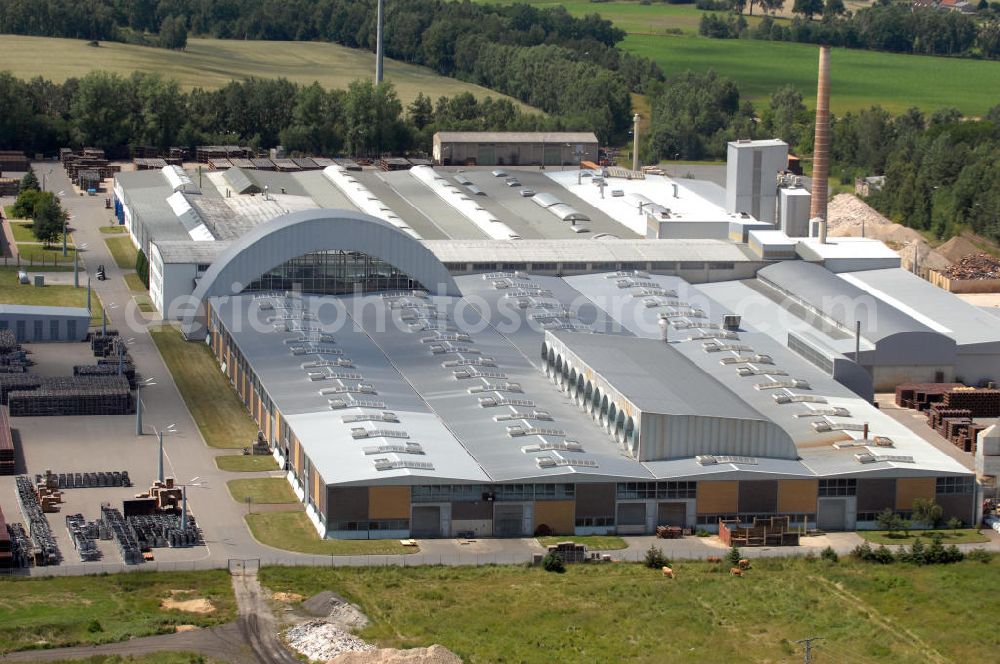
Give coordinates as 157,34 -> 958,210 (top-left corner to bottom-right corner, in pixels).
177,477 -> 207,530
134,376 -> 158,436
101,302 -> 119,337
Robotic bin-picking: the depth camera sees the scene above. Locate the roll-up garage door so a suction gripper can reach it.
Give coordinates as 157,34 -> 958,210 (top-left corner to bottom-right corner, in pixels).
817,499 -> 847,532
657,502 -> 687,528
477,145 -> 496,166
617,502 -> 646,526
411,506 -> 441,538
494,504 -> 524,536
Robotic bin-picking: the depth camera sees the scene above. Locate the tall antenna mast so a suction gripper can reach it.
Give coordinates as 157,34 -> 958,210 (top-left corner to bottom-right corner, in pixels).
375,0 -> 385,84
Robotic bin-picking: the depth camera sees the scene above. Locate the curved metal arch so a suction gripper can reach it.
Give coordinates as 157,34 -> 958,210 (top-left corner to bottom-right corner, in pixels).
180,209 -> 460,338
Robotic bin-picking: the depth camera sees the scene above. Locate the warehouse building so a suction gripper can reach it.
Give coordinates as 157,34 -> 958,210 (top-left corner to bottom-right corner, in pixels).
0,305 -> 90,342
432,132 -> 599,167
198,214 -> 976,539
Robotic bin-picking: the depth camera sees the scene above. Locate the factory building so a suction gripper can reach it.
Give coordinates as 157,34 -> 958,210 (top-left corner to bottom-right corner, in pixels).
196,212 -> 975,539
432,132 -> 599,167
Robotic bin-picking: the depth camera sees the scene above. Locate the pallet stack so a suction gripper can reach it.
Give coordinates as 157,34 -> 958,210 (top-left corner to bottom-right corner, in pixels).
7,375 -> 133,416
894,383 -> 965,410
0,407 -> 14,475
0,507 -> 12,569
941,387 -> 1000,417
926,404 -> 985,453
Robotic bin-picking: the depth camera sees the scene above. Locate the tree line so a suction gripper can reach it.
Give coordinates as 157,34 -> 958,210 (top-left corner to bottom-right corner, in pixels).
0,69 -> 586,158
700,1 -> 1000,59
0,0 -> 664,142
645,69 -> 1000,245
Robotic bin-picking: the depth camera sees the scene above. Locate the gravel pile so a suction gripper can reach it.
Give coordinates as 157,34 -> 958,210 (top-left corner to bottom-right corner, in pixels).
286,620 -> 376,662
302,591 -> 369,629
328,644 -> 463,664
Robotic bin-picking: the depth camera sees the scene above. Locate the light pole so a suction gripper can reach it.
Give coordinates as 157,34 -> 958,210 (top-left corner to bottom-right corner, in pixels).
135,376 -> 157,435
177,476 -> 207,530
101,302 -> 118,337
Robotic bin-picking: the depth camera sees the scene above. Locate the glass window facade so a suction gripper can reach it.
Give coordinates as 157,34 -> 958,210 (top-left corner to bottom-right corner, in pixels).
818,479 -> 857,497
246,250 -> 423,296
617,482 -> 696,500
936,476 -> 973,495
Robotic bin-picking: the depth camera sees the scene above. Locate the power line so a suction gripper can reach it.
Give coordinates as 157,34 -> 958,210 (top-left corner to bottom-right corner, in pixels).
795,636 -> 823,664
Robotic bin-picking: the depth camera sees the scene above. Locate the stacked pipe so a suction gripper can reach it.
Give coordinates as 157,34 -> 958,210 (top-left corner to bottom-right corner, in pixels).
15,475 -> 60,565
942,388 -> 1000,417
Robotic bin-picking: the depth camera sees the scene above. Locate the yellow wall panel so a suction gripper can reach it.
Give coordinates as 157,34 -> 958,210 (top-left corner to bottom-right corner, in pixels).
293,438 -> 301,473
777,480 -> 818,513
533,500 -> 575,535
369,486 -> 411,520
896,477 -> 936,510
696,481 -> 738,514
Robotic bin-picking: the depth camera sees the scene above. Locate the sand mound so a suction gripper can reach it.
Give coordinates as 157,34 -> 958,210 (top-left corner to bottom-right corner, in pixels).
161,597 -> 215,614
327,645 -> 462,664
937,236 -> 982,263
273,592 -> 305,603
174,625 -> 200,633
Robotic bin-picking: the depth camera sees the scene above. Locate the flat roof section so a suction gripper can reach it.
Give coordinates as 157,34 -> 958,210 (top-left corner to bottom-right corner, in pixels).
547,330 -> 767,422
425,238 -> 759,265
435,131 -> 598,144
353,170 -> 470,240
451,169 -> 638,239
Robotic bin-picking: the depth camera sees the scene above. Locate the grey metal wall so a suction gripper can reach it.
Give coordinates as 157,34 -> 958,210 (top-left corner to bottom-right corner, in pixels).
0,312 -> 89,342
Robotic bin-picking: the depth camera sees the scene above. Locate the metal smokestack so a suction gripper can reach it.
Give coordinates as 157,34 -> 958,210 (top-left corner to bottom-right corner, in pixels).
809,45 -> 831,224
375,0 -> 385,84
632,113 -> 641,172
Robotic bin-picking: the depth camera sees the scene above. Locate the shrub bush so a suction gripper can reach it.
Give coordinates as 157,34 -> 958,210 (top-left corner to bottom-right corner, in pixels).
820,546 -> 839,563
542,552 -> 565,573
726,544 -> 742,567
967,548 -> 992,564
643,544 -> 670,569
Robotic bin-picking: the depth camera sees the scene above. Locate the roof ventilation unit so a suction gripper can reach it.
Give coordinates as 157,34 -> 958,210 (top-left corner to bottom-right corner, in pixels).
855,453 -> 914,464
468,382 -> 523,394
328,398 -> 387,410
521,440 -> 584,453
478,397 -> 535,408
373,458 -> 434,471
343,411 -> 399,424
755,379 -> 810,390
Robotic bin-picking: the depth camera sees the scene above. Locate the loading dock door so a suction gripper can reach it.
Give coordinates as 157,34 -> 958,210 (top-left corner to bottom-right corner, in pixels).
817,499 -> 847,531
477,145 -> 496,166
617,502 -> 646,527
657,502 -> 687,528
543,146 -> 561,166
494,504 -> 524,536
411,506 -> 441,538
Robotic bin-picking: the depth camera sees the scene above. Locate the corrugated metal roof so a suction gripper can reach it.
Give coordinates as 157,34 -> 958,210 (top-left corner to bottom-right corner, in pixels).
435,131 -> 598,143
757,261 -> 936,342
425,239 -> 759,263
0,304 -> 90,317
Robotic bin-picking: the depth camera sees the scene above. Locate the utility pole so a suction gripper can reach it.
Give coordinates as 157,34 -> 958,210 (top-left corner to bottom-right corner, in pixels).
795,637 -> 822,664
375,0 -> 385,84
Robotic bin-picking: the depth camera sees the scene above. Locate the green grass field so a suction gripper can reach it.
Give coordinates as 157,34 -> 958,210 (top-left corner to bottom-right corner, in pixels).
246,511 -> 419,556
625,34 -> 1000,115
99,224 -> 127,234
261,555 -> 999,663
46,655 -> 227,664
0,265 -> 96,310
859,528 -> 990,545
536,535 -> 627,551
227,477 -> 297,504
471,0 -> 714,35
0,35 -> 534,108
149,325 -> 258,448
215,454 -> 279,472
0,571 -> 236,654
105,236 -> 137,269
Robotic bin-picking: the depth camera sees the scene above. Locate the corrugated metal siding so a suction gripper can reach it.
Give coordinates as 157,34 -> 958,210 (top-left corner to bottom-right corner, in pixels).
328,487 -> 369,520
696,481 -> 738,514
895,477 -> 936,510
777,480 -> 818,513
534,500 -> 575,535
369,486 -> 411,520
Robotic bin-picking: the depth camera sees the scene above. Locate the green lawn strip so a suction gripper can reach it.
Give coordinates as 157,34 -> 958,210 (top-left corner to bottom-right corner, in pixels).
105,236 -> 138,269
215,454 -> 279,472
100,224 -> 127,234
0,570 -> 236,654
136,298 -> 156,313
859,528 -> 990,545
247,511 -> 419,555
148,325 -> 258,448
123,272 -> 146,292
2,205 -> 15,219
227,477 -> 297,504
536,535 -> 627,551
0,265 -> 99,323
9,221 -> 72,246
13,243 -> 77,265
260,557 -> 999,662
623,33 -> 1000,116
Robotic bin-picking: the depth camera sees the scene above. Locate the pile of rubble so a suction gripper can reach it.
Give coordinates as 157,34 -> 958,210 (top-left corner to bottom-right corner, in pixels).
940,253 -> 1000,280
286,620 -> 375,662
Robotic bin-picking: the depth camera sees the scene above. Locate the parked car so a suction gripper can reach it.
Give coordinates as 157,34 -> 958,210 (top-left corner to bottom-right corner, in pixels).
519,188 -> 535,197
